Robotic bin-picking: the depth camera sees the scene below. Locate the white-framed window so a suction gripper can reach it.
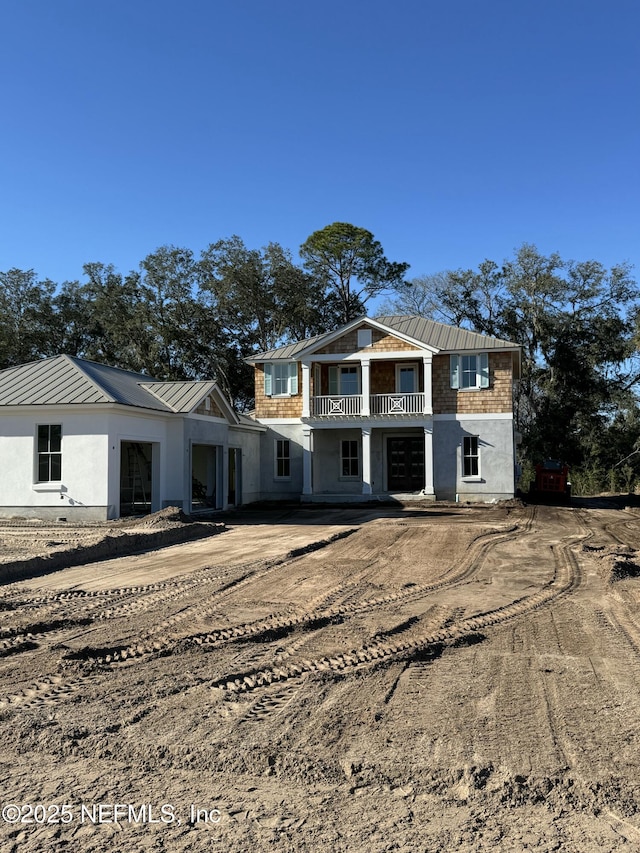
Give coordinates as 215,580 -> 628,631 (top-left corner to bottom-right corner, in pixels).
340,439 -> 359,478
450,353 -> 490,389
329,365 -> 360,395
275,439 -> 291,479
264,362 -> 298,396
357,328 -> 372,348
462,435 -> 480,478
37,424 -> 62,482
396,363 -> 418,393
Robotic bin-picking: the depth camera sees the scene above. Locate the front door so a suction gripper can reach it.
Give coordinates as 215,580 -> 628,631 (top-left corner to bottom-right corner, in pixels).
387,437 -> 424,492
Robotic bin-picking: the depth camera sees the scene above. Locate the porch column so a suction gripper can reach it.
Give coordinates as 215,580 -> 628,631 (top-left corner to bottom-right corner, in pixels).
423,426 -> 435,495
361,358 -> 371,416
361,427 -> 372,495
302,426 -> 313,496
301,360 -> 311,418
423,355 -> 433,415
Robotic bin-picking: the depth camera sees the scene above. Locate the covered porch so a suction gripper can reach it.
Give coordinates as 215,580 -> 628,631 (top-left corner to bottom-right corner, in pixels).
300,423 -> 435,502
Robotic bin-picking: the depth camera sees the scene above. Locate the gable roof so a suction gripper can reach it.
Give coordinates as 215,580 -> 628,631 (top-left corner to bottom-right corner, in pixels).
0,355 -> 230,416
377,315 -> 519,352
246,315 -> 520,361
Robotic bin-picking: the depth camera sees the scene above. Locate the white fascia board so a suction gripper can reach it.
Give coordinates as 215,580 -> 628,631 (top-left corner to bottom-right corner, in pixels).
255,418 -> 303,425
209,386 -> 241,424
295,317 -> 440,359
306,351 -> 434,363
434,412 -> 513,421
0,402 -> 175,419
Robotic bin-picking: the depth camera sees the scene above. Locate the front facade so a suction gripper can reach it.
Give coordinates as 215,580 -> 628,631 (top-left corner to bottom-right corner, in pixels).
248,316 -> 521,503
0,316 -> 520,519
0,356 -> 264,520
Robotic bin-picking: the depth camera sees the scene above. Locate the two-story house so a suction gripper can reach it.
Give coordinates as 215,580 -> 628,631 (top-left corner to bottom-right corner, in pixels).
247,315 -> 521,502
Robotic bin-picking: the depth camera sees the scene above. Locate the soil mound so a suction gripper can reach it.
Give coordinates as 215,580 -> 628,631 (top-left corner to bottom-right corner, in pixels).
124,506 -> 191,528
589,544 -> 640,583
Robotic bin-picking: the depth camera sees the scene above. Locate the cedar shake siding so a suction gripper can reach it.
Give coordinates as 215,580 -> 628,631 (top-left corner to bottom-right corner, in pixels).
193,395 -> 225,417
254,363 -> 303,419
432,352 -> 513,415
315,326 -> 422,355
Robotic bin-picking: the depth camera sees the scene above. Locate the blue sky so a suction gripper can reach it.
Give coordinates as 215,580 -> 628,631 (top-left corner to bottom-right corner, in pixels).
1,0 -> 638,291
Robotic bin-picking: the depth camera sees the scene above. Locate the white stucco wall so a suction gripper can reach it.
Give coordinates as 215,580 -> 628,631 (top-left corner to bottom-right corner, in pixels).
433,415 -> 515,501
0,409 -> 110,519
228,425 -> 263,505
105,410 -> 172,518
258,426 -> 304,501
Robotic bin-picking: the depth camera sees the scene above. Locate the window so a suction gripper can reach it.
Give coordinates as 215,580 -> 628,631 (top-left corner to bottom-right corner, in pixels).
341,440 -> 359,477
450,353 -> 489,389
264,363 -> 298,396
329,365 -> 360,395
396,364 -> 418,393
37,424 -> 62,482
463,436 -> 480,478
275,439 -> 291,479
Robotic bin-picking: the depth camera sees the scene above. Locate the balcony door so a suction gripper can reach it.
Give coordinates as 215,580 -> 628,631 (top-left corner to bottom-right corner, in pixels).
387,437 -> 424,492
328,365 -> 360,395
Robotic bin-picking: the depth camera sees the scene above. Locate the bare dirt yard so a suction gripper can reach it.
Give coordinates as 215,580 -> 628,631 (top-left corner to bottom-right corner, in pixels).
1,500 -> 640,852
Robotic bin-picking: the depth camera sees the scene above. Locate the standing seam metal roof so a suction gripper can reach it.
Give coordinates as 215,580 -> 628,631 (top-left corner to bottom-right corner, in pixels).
0,355 -> 215,412
141,381 -> 218,413
247,315 -> 520,360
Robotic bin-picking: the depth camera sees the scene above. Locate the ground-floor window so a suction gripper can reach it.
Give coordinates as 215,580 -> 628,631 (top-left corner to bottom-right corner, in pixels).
341,439 -> 359,477
275,439 -> 291,479
37,424 -> 62,482
463,435 -> 480,477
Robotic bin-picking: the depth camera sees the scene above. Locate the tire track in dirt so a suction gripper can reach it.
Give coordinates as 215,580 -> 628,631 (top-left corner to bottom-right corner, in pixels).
63,515 -> 531,668
210,529 -> 585,695
0,529 -> 359,663
0,674 -> 101,711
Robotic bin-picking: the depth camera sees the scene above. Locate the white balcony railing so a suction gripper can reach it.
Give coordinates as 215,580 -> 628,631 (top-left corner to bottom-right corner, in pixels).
311,393 -> 426,417
313,395 -> 363,416
370,392 -> 425,415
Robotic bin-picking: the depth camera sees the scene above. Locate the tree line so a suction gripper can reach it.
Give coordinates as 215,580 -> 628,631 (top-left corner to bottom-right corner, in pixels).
1,224 -> 638,494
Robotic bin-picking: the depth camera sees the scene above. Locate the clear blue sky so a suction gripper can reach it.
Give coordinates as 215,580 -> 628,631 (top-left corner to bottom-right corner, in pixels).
1,0 -> 638,289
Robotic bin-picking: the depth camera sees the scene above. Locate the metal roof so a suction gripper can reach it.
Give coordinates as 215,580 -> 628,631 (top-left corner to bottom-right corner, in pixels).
0,355 -> 216,413
141,381 -> 217,413
247,315 -> 520,360
377,315 -> 520,351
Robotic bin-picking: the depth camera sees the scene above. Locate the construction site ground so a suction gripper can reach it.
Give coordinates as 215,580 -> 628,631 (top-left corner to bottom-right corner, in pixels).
1,499 -> 640,852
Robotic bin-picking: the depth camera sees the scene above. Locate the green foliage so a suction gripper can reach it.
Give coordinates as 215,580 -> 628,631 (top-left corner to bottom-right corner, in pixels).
383,243 -> 640,484
0,269 -> 58,365
2,236 -> 638,452
300,222 -> 410,325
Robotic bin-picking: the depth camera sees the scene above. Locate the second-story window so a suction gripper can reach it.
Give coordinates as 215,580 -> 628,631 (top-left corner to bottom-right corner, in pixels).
264,363 -> 298,396
396,364 -> 417,393
328,365 -> 360,395
450,353 -> 490,389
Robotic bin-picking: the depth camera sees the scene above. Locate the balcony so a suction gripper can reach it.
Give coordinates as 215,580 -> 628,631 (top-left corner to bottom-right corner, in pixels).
313,395 -> 363,416
311,393 -> 427,418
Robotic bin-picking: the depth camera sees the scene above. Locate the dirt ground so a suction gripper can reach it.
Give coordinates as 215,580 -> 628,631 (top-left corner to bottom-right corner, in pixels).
1,499 -> 640,852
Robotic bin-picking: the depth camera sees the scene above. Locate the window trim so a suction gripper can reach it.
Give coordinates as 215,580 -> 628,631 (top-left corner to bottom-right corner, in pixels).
36,423 -> 63,484
329,365 -> 361,396
461,435 -> 481,480
395,362 -> 418,393
339,438 -> 360,479
274,438 -> 291,480
450,353 -> 490,390
264,362 -> 299,397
